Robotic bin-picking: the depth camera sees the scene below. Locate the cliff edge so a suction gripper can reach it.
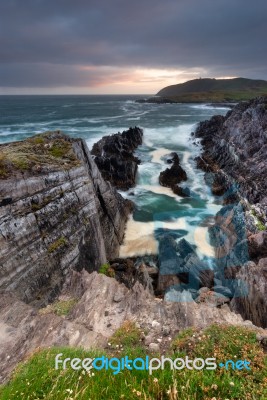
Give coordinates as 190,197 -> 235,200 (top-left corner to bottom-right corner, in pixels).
0,131 -> 133,304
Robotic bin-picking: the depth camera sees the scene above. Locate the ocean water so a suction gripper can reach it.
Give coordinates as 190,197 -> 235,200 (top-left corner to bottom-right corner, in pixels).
0,95 -> 230,258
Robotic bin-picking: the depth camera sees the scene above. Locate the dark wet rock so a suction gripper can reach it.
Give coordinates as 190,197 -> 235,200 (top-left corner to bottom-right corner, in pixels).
194,97 -> 267,205
162,152 -> 180,164
172,186 -> 191,197
91,127 -> 143,190
110,256 -> 159,294
157,235 -> 181,292
159,152 -> 187,193
154,228 -> 188,240
136,97 -> 177,104
157,236 -> 214,294
209,203 -> 249,282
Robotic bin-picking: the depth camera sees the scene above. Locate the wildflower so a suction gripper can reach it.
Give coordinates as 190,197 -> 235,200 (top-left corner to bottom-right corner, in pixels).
229,382 -> 235,387
66,389 -> 73,394
136,391 -> 141,397
153,378 -> 158,383
211,384 -> 218,390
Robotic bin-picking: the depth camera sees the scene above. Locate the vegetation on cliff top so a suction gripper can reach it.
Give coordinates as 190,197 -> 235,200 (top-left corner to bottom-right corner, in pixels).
155,77 -> 267,103
0,131 -> 80,179
0,324 -> 266,399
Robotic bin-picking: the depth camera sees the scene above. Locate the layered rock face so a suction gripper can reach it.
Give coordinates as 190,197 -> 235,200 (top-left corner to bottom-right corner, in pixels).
0,132 -> 132,303
194,97 -> 267,327
91,127 -> 143,190
194,96 -> 267,205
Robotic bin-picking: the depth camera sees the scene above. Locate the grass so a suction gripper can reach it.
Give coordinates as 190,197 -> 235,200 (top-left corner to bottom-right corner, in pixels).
109,321 -> 143,349
156,78 -> 267,102
98,263 -> 115,278
39,299 -> 78,317
250,208 -> 266,232
0,131 -> 80,179
0,324 -> 266,399
48,237 -> 68,253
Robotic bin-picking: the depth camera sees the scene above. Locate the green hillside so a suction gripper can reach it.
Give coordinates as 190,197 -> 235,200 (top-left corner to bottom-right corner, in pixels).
156,77 -> 267,103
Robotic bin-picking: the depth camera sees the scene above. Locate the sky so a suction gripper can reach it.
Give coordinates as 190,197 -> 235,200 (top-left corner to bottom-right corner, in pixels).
0,0 -> 266,94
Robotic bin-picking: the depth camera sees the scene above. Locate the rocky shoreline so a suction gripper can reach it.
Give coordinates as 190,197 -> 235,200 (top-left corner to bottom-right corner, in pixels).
1,99 -> 267,384
136,96 -> 236,107
193,96 -> 267,328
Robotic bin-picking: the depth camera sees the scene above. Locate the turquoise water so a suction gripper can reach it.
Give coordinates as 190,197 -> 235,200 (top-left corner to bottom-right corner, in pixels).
0,95 -> 230,258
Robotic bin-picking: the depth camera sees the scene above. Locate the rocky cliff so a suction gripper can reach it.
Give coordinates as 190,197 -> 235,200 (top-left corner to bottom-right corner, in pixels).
194,96 -> 267,328
0,131 -> 132,304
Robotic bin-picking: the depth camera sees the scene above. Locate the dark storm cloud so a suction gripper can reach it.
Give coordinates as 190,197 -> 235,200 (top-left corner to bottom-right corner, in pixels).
0,0 -> 266,89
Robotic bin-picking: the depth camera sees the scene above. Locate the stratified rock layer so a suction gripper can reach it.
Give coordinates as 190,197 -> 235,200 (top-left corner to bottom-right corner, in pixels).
194,97 -> 267,204
194,97 -> 267,328
0,132 -> 132,303
91,127 -> 143,190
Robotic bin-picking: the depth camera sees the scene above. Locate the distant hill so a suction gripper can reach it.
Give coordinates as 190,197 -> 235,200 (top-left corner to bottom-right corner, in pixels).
155,77 -> 267,103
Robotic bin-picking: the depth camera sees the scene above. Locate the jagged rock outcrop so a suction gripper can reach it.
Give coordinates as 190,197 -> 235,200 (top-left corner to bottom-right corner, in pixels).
91,127 -> 143,190
194,96 -> 267,205
1,269 -> 263,384
159,152 -> 187,194
194,96 -> 267,328
0,131 -> 133,304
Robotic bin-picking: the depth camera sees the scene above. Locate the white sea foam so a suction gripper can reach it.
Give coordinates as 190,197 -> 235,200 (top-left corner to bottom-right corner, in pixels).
119,217 -> 158,257
190,104 -> 231,111
139,185 -> 179,199
120,216 -> 187,257
150,148 -> 171,164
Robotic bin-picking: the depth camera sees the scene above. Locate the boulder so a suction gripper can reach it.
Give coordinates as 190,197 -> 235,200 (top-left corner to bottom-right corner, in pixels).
248,231 -> 267,259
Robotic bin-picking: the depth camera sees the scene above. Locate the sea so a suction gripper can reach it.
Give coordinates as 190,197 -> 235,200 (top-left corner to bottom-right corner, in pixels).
0,95 -> 230,259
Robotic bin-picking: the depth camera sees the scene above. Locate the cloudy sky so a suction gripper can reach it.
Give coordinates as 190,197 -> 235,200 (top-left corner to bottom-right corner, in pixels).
0,0 -> 266,94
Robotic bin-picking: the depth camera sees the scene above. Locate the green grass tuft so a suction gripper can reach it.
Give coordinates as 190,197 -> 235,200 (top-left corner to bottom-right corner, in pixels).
98,263 -> 115,278
47,237 -> 68,253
